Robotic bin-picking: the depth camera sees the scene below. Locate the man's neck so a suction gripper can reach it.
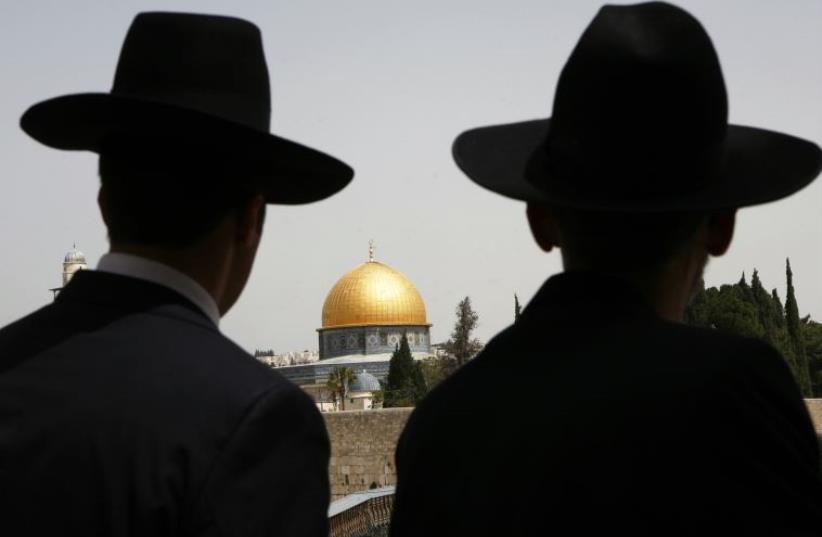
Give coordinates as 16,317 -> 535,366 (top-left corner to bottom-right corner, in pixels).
562,257 -> 705,323
108,243 -> 230,311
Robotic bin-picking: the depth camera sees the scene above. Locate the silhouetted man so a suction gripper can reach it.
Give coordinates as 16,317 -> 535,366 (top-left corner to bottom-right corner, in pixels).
0,13 -> 353,536
391,3 -> 822,536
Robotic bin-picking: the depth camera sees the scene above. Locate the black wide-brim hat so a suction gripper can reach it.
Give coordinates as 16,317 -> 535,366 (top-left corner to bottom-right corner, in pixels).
21,12 -> 353,205
453,2 -> 822,211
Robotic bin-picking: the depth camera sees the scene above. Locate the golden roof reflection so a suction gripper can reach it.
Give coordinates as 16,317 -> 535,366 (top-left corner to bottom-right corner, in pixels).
321,260 -> 428,329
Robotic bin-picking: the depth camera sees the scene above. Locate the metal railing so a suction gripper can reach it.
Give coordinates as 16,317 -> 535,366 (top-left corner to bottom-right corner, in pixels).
328,486 -> 394,537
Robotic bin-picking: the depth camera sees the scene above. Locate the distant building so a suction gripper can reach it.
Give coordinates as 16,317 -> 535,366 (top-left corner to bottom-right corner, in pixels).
259,243 -> 434,411
276,243 -> 432,384
50,245 -> 87,299
301,369 -> 383,412
345,370 -> 382,410
255,350 -> 320,367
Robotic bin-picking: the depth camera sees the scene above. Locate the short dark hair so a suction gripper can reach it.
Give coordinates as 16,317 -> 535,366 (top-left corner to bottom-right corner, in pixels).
550,207 -> 706,272
98,141 -> 265,247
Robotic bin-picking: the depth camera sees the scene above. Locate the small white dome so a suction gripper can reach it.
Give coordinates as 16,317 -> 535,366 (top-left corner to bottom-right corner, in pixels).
64,245 -> 86,264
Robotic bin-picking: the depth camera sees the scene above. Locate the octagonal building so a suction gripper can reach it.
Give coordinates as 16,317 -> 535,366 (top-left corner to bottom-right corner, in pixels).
319,255 -> 431,359
275,246 -> 432,387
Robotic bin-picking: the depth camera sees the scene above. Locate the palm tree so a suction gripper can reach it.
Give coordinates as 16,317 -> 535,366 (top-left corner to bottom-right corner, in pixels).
326,367 -> 354,411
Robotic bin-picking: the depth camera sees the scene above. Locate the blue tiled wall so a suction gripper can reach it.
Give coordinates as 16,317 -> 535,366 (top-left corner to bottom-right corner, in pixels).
318,325 -> 431,360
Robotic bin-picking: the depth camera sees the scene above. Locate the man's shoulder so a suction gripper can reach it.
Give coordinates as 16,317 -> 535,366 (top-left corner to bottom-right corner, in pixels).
408,319 -> 787,430
0,298 -> 295,409
496,312 -> 782,373
93,302 -> 294,401
0,301 -> 70,373
653,319 -> 787,374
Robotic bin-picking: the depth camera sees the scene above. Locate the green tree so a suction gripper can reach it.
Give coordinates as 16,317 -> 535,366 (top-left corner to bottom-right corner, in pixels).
683,264 -> 820,396
444,296 -> 483,368
418,355 -> 454,390
802,319 -> 822,396
785,259 -> 813,396
771,288 -> 785,323
750,270 -> 781,344
684,278 -> 709,327
326,366 -> 354,411
384,335 -> 426,407
370,389 -> 385,409
707,284 -> 763,339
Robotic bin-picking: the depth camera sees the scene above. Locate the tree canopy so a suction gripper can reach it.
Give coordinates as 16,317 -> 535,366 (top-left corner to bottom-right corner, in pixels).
684,260 -> 818,397
444,296 -> 483,368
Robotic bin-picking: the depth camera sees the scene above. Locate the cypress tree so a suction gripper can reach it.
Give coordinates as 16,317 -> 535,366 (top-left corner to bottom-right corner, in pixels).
514,294 -> 522,322
785,258 -> 812,396
771,289 -> 785,327
767,286 -> 801,382
384,335 -> 425,407
750,269 -> 778,345
736,271 -> 756,305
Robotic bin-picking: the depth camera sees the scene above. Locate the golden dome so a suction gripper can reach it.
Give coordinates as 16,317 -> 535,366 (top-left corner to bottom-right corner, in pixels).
321,260 -> 428,329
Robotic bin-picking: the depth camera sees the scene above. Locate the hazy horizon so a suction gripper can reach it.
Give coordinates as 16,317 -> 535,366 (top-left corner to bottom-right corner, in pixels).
1,0 -> 820,354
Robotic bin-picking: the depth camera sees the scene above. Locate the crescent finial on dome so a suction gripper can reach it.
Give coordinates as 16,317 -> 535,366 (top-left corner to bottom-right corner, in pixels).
368,240 -> 375,262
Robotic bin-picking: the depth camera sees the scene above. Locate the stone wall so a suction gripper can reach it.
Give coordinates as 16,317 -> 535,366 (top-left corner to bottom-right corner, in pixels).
805,399 -> 822,431
323,408 -> 412,499
324,402 -> 822,501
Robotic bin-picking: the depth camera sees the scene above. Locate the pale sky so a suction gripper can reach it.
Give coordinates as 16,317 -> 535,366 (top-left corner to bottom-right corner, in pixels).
1,0 -> 820,354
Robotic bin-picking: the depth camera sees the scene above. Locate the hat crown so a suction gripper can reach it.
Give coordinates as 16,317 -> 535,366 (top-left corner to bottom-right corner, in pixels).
111,12 -> 271,132
541,2 -> 728,198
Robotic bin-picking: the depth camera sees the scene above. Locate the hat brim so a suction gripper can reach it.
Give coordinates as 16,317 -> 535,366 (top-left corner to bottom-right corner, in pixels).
453,118 -> 822,212
21,93 -> 354,205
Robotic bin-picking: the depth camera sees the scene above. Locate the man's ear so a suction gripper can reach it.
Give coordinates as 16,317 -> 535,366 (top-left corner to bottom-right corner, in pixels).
705,209 -> 736,257
236,195 -> 265,247
526,203 -> 560,253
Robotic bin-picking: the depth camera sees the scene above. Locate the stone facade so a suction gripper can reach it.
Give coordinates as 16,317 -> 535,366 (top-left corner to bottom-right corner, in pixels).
323,408 -> 412,499
319,325 -> 431,360
323,399 -> 822,500
806,399 -> 822,431
323,403 -> 822,505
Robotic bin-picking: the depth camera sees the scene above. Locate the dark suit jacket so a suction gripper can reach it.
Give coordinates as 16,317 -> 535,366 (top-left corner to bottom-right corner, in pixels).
391,272 -> 822,536
0,271 -> 329,537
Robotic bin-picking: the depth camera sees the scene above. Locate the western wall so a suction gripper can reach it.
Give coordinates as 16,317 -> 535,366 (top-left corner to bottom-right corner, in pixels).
323,408 -> 412,499
325,401 -> 822,500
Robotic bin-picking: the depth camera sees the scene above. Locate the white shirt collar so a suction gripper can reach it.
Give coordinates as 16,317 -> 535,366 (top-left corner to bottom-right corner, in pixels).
96,253 -> 221,327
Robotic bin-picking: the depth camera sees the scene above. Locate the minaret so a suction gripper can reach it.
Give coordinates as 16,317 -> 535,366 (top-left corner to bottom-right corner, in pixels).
51,244 -> 87,299
63,243 -> 87,286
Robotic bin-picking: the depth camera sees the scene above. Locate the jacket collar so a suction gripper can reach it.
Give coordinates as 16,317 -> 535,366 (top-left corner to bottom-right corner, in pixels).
522,270 -> 658,322
96,253 -> 220,327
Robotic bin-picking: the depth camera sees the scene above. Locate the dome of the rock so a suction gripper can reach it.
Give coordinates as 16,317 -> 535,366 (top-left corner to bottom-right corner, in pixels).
321,261 -> 428,329
315,246 -> 432,363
